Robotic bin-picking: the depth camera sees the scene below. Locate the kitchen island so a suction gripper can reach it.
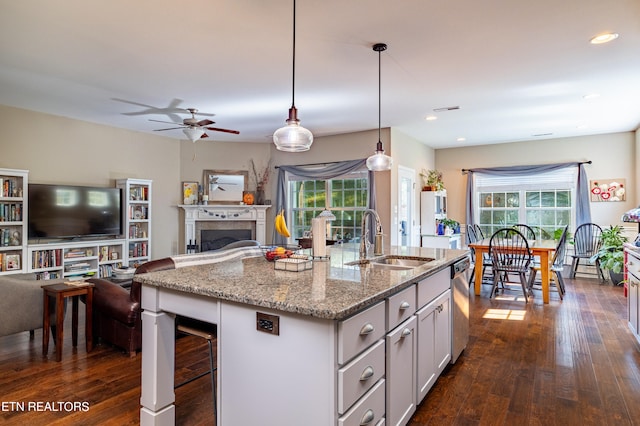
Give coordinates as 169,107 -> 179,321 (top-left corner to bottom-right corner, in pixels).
137,243 -> 469,425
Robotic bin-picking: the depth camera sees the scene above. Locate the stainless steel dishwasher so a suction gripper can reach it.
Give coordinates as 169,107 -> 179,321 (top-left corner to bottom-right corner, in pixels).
451,256 -> 470,363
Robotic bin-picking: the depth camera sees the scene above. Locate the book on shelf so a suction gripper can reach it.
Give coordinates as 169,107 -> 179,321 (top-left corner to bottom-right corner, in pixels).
1,178 -> 21,198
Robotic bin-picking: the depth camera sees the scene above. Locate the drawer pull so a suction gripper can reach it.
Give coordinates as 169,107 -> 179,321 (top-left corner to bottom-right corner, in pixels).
359,409 -> 375,425
359,366 -> 374,381
399,301 -> 411,310
401,327 -> 412,338
359,323 -> 374,335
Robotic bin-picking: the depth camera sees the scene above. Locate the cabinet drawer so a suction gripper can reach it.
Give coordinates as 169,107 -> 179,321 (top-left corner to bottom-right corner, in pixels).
417,268 -> 449,308
338,340 -> 385,414
338,378 -> 385,426
338,301 -> 385,364
387,285 -> 416,330
627,251 -> 640,276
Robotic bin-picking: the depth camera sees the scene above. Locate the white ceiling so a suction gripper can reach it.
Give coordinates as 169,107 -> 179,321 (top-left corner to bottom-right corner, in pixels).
0,0 -> 638,149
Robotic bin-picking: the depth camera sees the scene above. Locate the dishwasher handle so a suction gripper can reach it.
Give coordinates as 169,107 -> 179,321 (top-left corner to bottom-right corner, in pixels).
451,256 -> 471,278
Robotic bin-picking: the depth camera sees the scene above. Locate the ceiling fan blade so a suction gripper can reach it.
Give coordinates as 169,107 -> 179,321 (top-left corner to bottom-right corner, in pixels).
197,119 -> 215,126
154,127 -> 184,131
200,133 -> 209,139
185,110 -> 215,117
219,187 -> 226,191
149,119 -> 184,126
204,127 -> 240,135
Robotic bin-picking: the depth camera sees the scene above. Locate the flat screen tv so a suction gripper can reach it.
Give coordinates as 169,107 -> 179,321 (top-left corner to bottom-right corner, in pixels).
28,183 -> 122,239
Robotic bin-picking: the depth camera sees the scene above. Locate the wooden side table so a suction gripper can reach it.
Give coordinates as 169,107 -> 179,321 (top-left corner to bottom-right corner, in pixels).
42,282 -> 94,362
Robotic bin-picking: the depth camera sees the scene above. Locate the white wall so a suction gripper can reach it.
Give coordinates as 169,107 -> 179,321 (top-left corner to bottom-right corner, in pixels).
390,129 -> 435,245
435,131 -> 637,233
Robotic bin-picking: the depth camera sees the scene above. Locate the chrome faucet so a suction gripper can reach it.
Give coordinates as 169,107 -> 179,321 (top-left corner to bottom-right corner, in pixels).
360,209 -> 384,258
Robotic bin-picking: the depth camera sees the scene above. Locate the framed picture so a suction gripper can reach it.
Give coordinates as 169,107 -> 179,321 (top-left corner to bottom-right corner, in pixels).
203,169 -> 248,204
5,254 -> 20,271
590,179 -> 626,202
182,181 -> 199,205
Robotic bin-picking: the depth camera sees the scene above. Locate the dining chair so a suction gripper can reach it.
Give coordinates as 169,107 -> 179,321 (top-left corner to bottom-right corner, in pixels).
569,223 -> 605,280
473,224 -> 485,239
528,225 -> 568,299
467,224 -> 492,287
512,224 -> 536,240
489,228 -> 532,302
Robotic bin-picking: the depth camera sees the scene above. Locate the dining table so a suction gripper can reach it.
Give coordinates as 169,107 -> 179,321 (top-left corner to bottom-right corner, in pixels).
469,238 -> 557,303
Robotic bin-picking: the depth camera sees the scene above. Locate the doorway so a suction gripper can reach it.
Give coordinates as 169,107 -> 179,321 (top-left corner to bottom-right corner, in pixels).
398,166 -> 417,247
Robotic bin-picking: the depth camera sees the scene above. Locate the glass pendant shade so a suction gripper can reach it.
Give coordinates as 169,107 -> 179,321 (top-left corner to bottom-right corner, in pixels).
273,106 -> 313,152
366,141 -> 393,171
183,127 -> 205,143
367,42 -> 393,172
273,0 -> 313,152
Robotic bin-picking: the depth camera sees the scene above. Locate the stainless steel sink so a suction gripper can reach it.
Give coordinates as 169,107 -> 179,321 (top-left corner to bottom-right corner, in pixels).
369,255 -> 434,268
345,255 -> 434,270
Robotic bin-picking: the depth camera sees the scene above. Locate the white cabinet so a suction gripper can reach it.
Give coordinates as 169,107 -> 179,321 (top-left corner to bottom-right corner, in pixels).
421,234 -> 461,249
625,248 -> 640,344
386,315 -> 417,426
116,178 -> 152,267
416,289 -> 451,401
420,190 -> 446,235
415,267 -> 452,402
0,168 -> 28,275
28,240 -> 126,280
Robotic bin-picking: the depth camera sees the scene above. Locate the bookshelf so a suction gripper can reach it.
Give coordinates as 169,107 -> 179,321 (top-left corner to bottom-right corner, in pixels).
0,168 -> 28,275
116,178 -> 152,267
28,240 -> 126,280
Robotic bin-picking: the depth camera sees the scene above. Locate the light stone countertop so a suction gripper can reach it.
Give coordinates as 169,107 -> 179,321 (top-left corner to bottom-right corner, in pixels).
136,244 -> 470,320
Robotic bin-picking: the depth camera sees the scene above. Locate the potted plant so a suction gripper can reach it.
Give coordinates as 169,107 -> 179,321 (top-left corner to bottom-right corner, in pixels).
440,218 -> 460,235
420,169 -> 444,191
590,225 -> 627,285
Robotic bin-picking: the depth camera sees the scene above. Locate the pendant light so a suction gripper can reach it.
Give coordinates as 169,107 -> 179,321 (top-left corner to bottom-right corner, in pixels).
366,43 -> 393,171
273,0 -> 313,152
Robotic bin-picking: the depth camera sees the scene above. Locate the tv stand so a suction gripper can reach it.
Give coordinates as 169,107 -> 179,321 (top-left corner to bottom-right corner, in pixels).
27,239 -> 126,280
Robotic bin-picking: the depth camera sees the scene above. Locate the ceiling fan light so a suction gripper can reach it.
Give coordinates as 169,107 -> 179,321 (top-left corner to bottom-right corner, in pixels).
366,141 -> 393,171
273,106 -> 313,152
183,127 -> 204,143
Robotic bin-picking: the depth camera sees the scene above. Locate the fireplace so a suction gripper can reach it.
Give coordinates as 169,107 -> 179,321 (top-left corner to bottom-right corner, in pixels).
179,205 -> 270,254
201,229 -> 253,251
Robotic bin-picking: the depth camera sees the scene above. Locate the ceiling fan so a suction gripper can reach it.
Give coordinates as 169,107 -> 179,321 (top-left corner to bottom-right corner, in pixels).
150,108 -> 240,142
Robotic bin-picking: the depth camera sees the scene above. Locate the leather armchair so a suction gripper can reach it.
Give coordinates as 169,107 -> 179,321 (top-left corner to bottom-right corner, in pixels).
87,257 -> 175,357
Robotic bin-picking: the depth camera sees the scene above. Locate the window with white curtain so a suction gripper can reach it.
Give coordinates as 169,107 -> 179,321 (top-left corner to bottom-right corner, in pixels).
474,167 -> 576,238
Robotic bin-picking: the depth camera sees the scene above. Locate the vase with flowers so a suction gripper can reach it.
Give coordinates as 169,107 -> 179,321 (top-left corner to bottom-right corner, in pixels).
250,159 -> 271,205
420,169 -> 444,191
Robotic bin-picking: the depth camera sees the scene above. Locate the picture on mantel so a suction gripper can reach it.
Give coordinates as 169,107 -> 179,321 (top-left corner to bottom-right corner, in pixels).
590,178 -> 626,202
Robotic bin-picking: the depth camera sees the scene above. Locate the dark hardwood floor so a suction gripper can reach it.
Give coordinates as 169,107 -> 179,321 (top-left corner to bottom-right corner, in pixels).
1,276 -> 639,425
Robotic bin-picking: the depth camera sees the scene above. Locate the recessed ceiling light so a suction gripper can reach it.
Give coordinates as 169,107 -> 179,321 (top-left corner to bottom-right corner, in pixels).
583,93 -> 600,100
425,115 -> 437,121
576,124 -> 588,129
457,137 -> 466,142
590,33 -> 619,44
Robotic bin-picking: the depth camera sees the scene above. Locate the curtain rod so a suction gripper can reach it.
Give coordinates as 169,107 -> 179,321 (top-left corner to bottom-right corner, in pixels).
461,160 -> 592,173
275,159 -> 363,169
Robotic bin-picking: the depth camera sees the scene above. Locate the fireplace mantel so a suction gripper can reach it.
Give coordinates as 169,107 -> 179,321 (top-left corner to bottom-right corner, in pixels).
179,205 -> 271,253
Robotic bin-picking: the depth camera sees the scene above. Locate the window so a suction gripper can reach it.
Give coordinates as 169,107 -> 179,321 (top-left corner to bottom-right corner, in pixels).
475,168 -> 575,238
288,170 -> 369,241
